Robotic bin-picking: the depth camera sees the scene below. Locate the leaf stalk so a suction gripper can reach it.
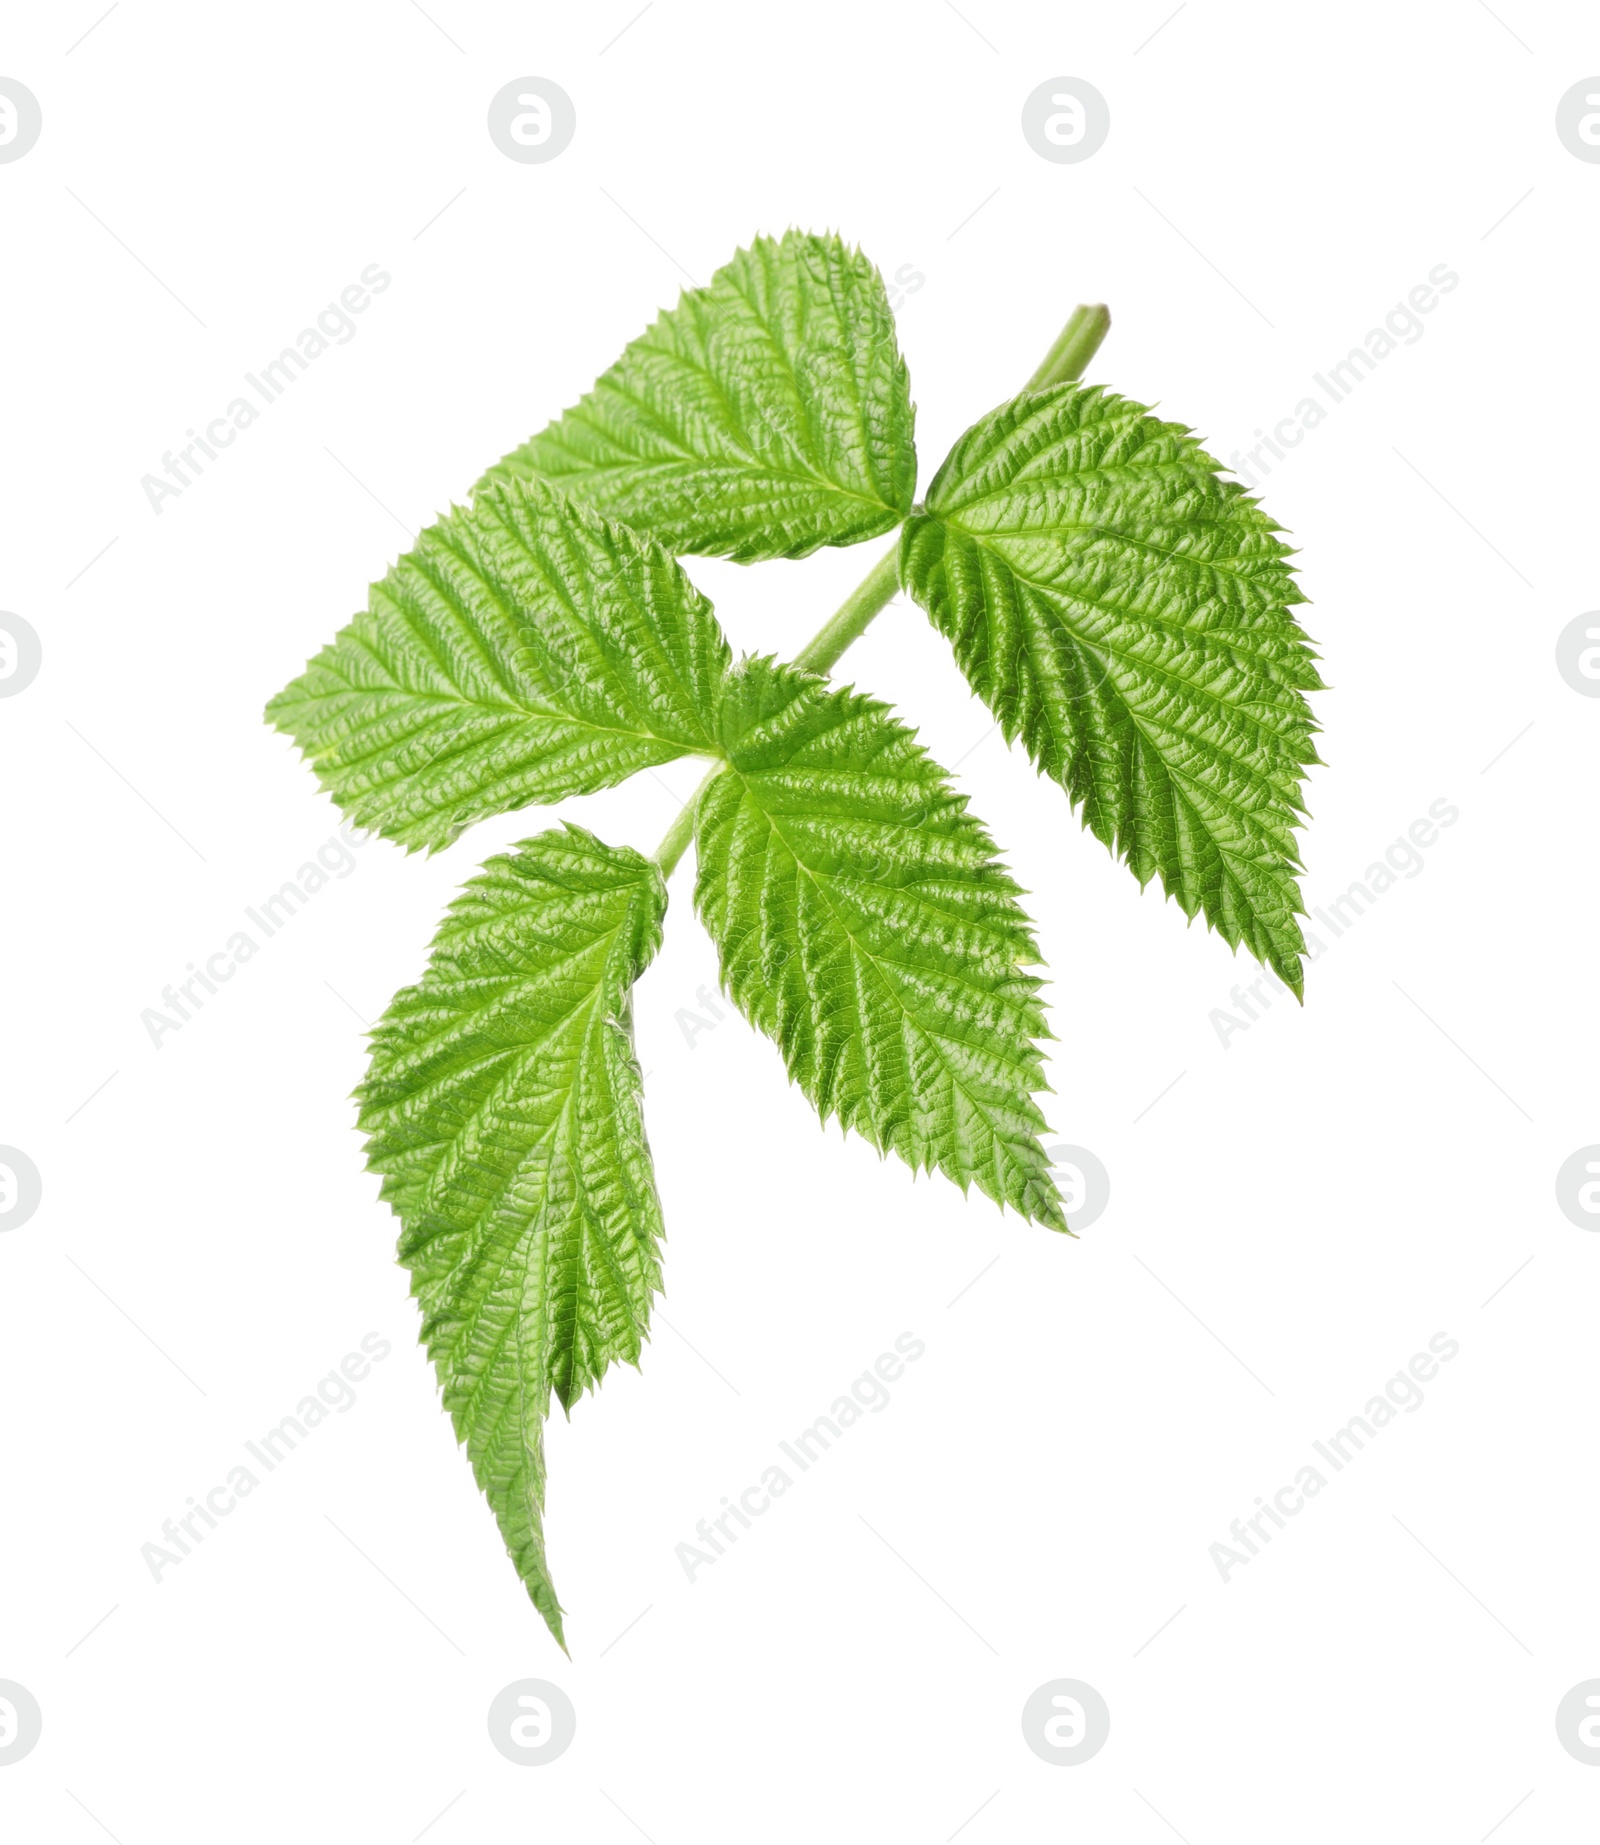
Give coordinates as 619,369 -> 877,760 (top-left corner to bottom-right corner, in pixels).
650,762 -> 723,877
1025,303 -> 1112,391
791,546 -> 902,675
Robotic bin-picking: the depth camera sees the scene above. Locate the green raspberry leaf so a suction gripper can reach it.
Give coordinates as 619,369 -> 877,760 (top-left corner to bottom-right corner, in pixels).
479,230 -> 917,563
692,658 -> 1064,1229
267,478 -> 730,852
901,382 -> 1322,994
358,826 -> 669,1647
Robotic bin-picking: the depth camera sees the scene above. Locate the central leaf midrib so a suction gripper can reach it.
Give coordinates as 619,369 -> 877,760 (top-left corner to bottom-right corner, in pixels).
1002,583 -> 1304,841
931,505 -> 1291,626
390,896 -> 645,1251
315,690 -> 695,778
936,523 -> 1312,766
583,351 -> 901,519
733,774 -> 1045,1178
422,911 -> 643,1440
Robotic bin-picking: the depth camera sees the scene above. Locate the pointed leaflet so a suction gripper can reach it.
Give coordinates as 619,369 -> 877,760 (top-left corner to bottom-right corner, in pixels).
479,230 -> 916,563
692,658 -> 1064,1229
358,827 -> 668,1646
267,478 -> 730,851
901,383 -> 1322,992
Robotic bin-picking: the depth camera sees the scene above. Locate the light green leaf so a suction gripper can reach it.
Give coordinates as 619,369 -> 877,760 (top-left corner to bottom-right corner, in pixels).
692,658 -> 1064,1229
358,826 -> 669,1647
479,230 -> 917,563
902,382 -> 1322,992
267,478 -> 730,852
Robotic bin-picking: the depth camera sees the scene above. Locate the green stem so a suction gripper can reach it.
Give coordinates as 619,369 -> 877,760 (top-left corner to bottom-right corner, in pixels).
650,761 -> 723,876
1025,303 -> 1112,391
647,300 -> 1112,873
791,546 -> 901,675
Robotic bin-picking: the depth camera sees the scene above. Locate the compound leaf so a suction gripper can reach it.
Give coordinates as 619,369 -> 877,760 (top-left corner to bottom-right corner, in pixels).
692,657 -> 1064,1229
358,826 -> 669,1647
902,382 -> 1321,992
267,478 -> 730,851
479,230 -> 916,563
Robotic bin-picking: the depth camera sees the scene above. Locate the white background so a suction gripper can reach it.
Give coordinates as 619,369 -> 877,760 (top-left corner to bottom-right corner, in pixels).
2,1 -> 1597,1839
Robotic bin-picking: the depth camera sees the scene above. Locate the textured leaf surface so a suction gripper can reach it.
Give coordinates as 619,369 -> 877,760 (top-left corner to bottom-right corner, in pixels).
902,382 -> 1322,991
480,231 -> 916,562
359,827 -> 668,1646
267,479 -> 730,851
692,658 -> 1064,1228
